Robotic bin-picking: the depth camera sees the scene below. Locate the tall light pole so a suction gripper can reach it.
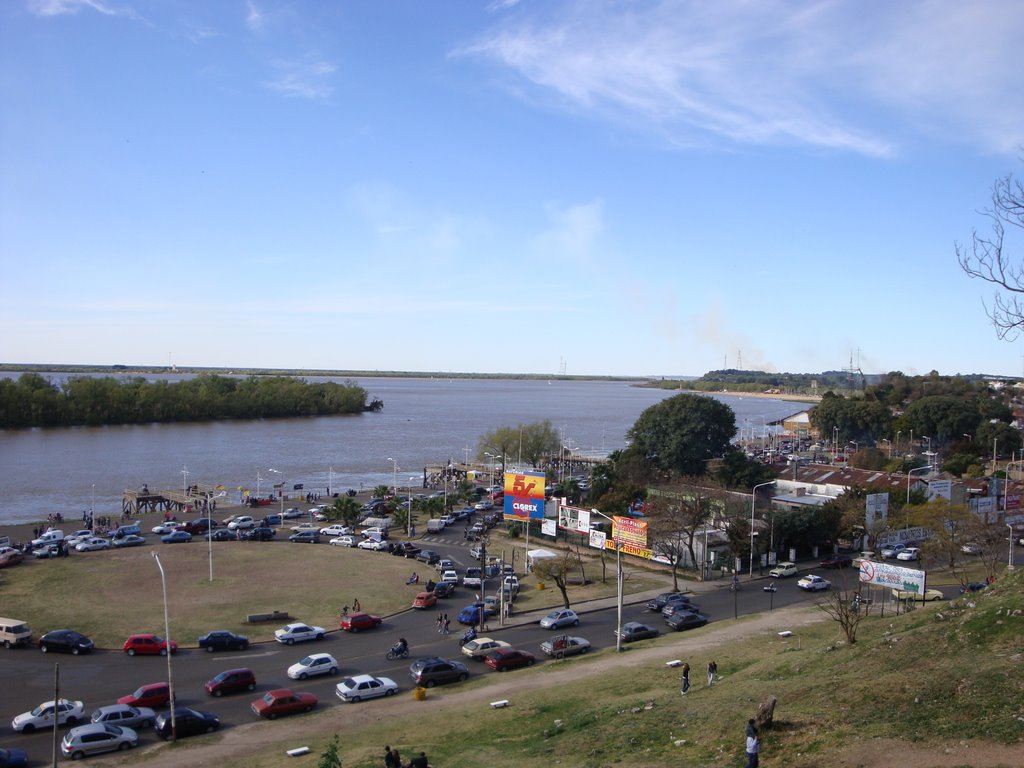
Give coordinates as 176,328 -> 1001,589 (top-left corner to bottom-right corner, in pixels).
387,458 -> 398,499
1008,524 -> 1016,571
268,468 -> 283,515
750,481 -> 776,577
922,436 -> 932,468
181,465 -> 189,497
832,427 -> 839,462
590,508 -> 623,652
907,465 -> 931,504
152,552 -> 176,741
407,476 -> 416,537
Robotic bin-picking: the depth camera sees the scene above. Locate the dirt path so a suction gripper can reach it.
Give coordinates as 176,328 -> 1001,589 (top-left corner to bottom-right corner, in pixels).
124,603 -> 1020,768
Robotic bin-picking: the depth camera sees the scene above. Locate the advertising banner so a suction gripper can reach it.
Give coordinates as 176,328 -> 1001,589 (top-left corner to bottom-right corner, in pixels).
557,504 -> 593,533
612,515 -> 649,547
540,518 -> 556,537
927,479 -> 952,501
858,560 -> 926,593
865,493 -> 889,527
589,529 -> 607,550
1006,495 -> 1021,511
876,526 -> 929,548
970,497 -> 996,523
503,471 -> 546,520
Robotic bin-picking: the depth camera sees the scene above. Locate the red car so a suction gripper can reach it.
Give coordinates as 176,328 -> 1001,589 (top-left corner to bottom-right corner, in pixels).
484,648 -> 536,672
339,611 -> 383,632
117,682 -> 173,708
123,634 -> 178,656
412,592 -> 437,609
820,554 -> 853,569
250,689 -> 317,719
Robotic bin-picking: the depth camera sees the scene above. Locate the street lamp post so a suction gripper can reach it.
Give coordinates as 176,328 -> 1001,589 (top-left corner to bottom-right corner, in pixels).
407,477 -> 416,537
387,458 -> 399,499
181,465 -> 189,497
1008,525 -> 1016,571
750,481 -> 776,577
832,427 -> 839,462
907,466 -> 931,504
922,436 -> 932,468
151,553 -> 175,741
590,508 -> 623,652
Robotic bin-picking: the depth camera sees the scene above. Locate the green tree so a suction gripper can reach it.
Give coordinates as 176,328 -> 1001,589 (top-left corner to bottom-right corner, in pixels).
714,446 -> 776,489
318,735 -> 342,768
328,497 -> 362,527
625,393 -> 735,478
476,420 -> 560,468
533,548 -> 584,609
897,395 -> 990,447
976,419 -> 1023,457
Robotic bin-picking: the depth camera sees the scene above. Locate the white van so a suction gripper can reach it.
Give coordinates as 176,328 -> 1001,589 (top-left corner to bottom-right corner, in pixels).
426,519 -> 445,533
0,617 -> 32,648
31,529 -> 65,548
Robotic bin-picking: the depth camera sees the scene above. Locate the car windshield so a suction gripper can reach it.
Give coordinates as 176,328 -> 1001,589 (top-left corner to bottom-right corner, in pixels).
30,704 -> 51,716
299,656 -> 314,665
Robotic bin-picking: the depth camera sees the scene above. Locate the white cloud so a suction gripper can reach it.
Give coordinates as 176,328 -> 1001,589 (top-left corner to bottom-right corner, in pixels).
264,59 -> 336,99
245,0 -> 265,32
458,0 -> 1024,155
533,199 -> 603,264
27,0 -> 134,18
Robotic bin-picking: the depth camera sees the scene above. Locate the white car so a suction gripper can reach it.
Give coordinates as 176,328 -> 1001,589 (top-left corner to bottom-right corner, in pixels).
441,569 -> 459,583
227,516 -> 255,531
274,622 -> 327,645
960,542 -> 982,555
12,699 -> 85,732
330,535 -> 357,548
357,539 -> 388,551
896,547 -> 921,561
290,522 -> 317,533
461,637 -> 510,659
64,530 -> 95,547
880,543 -> 907,559
335,674 -> 399,702
797,574 -> 832,592
769,562 -> 799,578
320,524 -> 353,537
150,521 -> 181,535
75,537 -> 111,552
539,609 -> 580,630
287,653 -> 339,680
361,526 -> 388,539
282,508 -> 304,519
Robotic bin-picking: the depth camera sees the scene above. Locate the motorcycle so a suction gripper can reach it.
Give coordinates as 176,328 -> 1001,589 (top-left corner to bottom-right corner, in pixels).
386,643 -> 410,660
458,628 -> 478,647
763,582 -> 778,593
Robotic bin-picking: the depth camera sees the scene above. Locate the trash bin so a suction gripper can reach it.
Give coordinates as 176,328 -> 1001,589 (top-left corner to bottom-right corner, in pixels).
536,581 -> 546,590
413,687 -> 427,701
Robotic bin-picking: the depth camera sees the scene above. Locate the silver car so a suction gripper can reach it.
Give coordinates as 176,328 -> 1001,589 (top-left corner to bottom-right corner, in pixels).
61,723 -> 137,759
90,704 -> 156,729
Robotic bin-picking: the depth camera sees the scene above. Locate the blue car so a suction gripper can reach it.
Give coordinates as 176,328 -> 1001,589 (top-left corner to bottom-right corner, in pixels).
456,602 -> 495,626
161,530 -> 193,544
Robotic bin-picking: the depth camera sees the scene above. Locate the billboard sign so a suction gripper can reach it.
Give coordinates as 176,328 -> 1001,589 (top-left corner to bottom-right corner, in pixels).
557,504 -> 593,533
865,493 -> 889,527
540,518 -> 557,537
589,529 -> 607,550
503,471 -> 546,520
927,479 -> 952,501
612,515 -> 649,547
858,560 -> 926,593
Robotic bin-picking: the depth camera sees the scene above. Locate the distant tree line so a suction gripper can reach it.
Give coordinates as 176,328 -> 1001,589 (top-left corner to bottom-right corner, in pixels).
0,373 -> 369,429
648,369 -> 870,394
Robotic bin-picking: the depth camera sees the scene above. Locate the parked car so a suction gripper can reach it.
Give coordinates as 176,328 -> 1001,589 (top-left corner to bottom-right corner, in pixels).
282,508 -> 304,519
0,747 -> 27,768
205,667 -> 256,697
289,530 -> 321,544
110,534 -> 146,548
485,648 -> 535,672
390,541 -> 422,558
340,611 -> 383,632
117,683 -> 172,709
206,529 -> 238,541
540,635 -> 591,658
797,574 -> 832,591
290,522 -> 318,533
896,547 -> 921,561
64,530 -> 94,547
457,602 -> 495,625
357,539 -> 388,551
151,521 -> 181,535
11,699 -> 85,732
664,611 -> 710,632
198,630 -> 250,652
60,723 -> 137,759
615,622 -> 659,643
819,554 -> 853,569
244,526 -> 276,541
539,609 -> 580,630
335,674 -> 399,702
416,549 -> 440,564
852,551 -> 875,568
462,567 -> 483,588
320,524 -> 353,537
181,518 -> 217,535
408,656 -> 470,687
75,537 -> 111,552
361,526 -> 389,540
769,562 -> 799,578
960,542 -> 982,555
274,623 -> 326,645
329,535 -> 357,547
892,588 -> 944,602
261,514 -> 282,527
122,634 -> 177,656
288,653 -> 339,680
461,637 -> 510,660
154,707 -> 219,740
90,704 -> 155,729
880,543 -> 907,559
0,546 -> 25,568
39,629 -> 94,655
251,689 -> 317,719
227,516 -> 256,530
662,602 -> 701,619
432,581 -> 456,598
161,530 -> 192,544
412,592 -> 438,609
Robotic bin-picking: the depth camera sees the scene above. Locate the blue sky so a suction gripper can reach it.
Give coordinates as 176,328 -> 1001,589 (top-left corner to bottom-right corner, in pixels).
3,0 -> 1024,378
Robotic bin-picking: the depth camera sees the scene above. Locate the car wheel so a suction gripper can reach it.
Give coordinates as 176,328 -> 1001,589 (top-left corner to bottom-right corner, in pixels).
126,648 -> 136,656
41,644 -> 48,653
67,716 -> 79,726
351,695 -> 361,703
22,724 -> 35,734
580,645 -> 589,653
160,648 -> 168,656
299,672 -> 308,680
286,638 -> 295,645
527,659 -> 535,666
71,751 -> 85,760
573,619 -> 580,627
498,666 -> 506,672
214,689 -> 223,697
458,673 -> 468,682
206,725 -> 216,732
141,719 -> 152,727
304,705 -> 313,712
206,645 -> 214,653
316,634 -> 324,641
425,680 -> 435,688
351,627 -> 358,633
119,742 -> 131,751
329,667 -> 337,675
72,647 -> 80,655
268,713 -> 277,720
384,688 -> 395,696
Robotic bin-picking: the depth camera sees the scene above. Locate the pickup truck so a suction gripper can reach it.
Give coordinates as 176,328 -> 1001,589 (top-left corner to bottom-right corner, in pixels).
540,635 -> 591,659
390,542 -> 422,558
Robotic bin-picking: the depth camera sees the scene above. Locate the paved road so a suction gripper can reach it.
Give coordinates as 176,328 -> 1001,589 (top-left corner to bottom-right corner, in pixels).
0,525 -> 954,759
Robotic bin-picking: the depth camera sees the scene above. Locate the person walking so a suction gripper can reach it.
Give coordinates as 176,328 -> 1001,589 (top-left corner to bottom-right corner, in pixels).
436,613 -> 444,633
680,662 -> 691,695
745,719 -> 760,768
353,598 -> 361,612
443,615 -> 450,635
384,745 -> 399,768
389,747 -> 402,768
707,660 -> 717,687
